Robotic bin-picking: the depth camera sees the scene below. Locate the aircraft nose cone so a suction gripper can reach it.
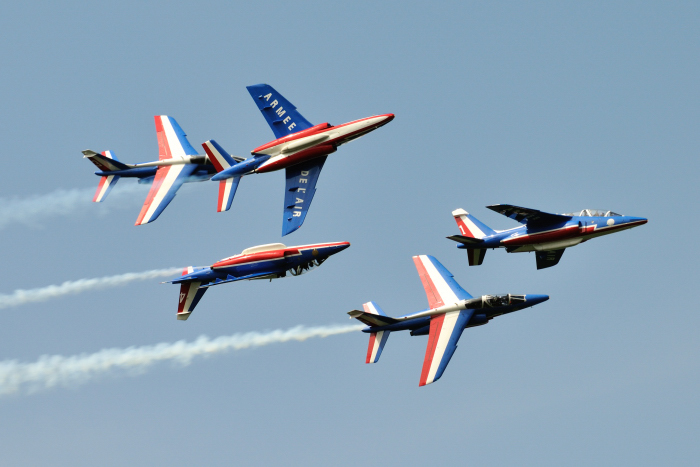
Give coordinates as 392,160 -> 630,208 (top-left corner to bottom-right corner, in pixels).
526,294 -> 550,306
629,216 -> 648,225
332,242 -> 351,253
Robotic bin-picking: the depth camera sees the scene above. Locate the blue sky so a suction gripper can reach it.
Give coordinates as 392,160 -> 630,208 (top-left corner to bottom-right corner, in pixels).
0,1 -> 698,465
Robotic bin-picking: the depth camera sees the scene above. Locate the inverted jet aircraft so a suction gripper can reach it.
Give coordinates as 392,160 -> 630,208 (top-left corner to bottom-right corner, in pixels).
447,205 -> 648,269
202,84 -> 394,236
167,241 -> 350,320
348,255 -> 548,386
83,115 -> 232,225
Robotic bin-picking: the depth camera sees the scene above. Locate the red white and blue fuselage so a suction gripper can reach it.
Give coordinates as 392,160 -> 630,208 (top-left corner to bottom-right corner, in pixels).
168,241 -> 350,320
449,205 -> 648,269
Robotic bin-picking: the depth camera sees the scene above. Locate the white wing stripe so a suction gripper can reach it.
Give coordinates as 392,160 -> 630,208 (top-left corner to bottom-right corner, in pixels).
142,164 -> 187,223
426,310 -> 461,383
161,116 -> 187,159
420,255 -> 459,305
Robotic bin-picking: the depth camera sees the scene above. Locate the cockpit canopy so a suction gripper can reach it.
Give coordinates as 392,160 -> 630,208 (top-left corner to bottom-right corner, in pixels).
562,209 -> 621,217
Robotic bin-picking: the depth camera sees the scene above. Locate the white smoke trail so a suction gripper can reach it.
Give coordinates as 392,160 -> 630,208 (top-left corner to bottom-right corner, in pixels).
0,268 -> 183,309
0,184 -> 147,230
0,323 -> 363,396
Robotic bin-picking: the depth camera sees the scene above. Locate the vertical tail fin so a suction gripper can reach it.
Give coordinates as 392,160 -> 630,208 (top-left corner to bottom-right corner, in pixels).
452,209 -> 495,267
452,209 -> 496,239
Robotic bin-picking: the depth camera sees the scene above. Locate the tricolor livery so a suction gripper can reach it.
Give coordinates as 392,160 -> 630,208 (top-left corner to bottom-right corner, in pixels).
84,116 -> 237,225
349,255 -> 548,386
203,84 -> 394,236
166,241 -> 350,320
448,205 -> 648,269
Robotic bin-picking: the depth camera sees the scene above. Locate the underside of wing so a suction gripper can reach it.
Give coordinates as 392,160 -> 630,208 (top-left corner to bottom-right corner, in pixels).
419,309 -> 473,386
246,84 -> 313,139
155,115 -> 199,160
535,249 -> 566,269
487,204 -> 572,227
412,255 -> 472,309
135,163 -> 197,225
282,156 -> 327,236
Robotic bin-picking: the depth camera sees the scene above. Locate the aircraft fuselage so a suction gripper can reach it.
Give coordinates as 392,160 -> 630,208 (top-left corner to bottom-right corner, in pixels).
175,242 -> 350,284
458,215 -> 647,253
250,114 -> 394,173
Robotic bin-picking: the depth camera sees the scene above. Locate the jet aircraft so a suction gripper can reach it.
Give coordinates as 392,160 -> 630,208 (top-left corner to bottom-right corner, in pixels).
167,241 -> 350,320
202,84 -> 394,236
348,255 -> 548,386
447,205 -> 648,269
83,115 -> 234,225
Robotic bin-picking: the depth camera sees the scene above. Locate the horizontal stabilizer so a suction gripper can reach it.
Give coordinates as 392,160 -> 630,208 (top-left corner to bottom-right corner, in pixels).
487,204 -> 572,227
83,150 -> 129,172
446,235 -> 484,245
347,310 -> 398,327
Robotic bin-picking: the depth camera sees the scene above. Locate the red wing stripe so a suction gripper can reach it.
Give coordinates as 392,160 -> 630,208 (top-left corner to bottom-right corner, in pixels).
419,315 -> 445,386
366,333 -> 377,364
93,176 -> 108,202
135,166 -> 170,225
155,116 -> 172,161
217,180 -> 226,212
412,256 -> 444,309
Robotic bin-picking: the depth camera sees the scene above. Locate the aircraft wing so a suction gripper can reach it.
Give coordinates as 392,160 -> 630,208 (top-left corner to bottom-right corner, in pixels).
419,309 -> 473,386
282,156 -> 328,236
486,204 -> 572,226
135,163 -> 197,225
412,255 -> 472,309
536,249 -> 566,269
134,116 -> 201,225
155,115 -> 199,159
246,84 -> 314,138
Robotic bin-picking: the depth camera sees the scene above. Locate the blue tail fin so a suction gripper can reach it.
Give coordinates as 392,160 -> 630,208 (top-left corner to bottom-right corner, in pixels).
246,84 -> 313,138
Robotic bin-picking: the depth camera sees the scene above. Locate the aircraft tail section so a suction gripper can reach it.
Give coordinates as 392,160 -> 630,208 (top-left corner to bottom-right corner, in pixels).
366,331 -> 390,364
176,267 -> 208,321
83,149 -> 129,172
83,150 -> 127,202
452,209 -> 496,239
347,301 -> 395,364
246,84 -> 313,139
93,175 -> 120,202
202,140 -> 243,212
451,209 -> 494,266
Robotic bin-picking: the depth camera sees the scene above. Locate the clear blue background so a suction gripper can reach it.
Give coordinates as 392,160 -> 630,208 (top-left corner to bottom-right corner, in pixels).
0,1 -> 698,465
